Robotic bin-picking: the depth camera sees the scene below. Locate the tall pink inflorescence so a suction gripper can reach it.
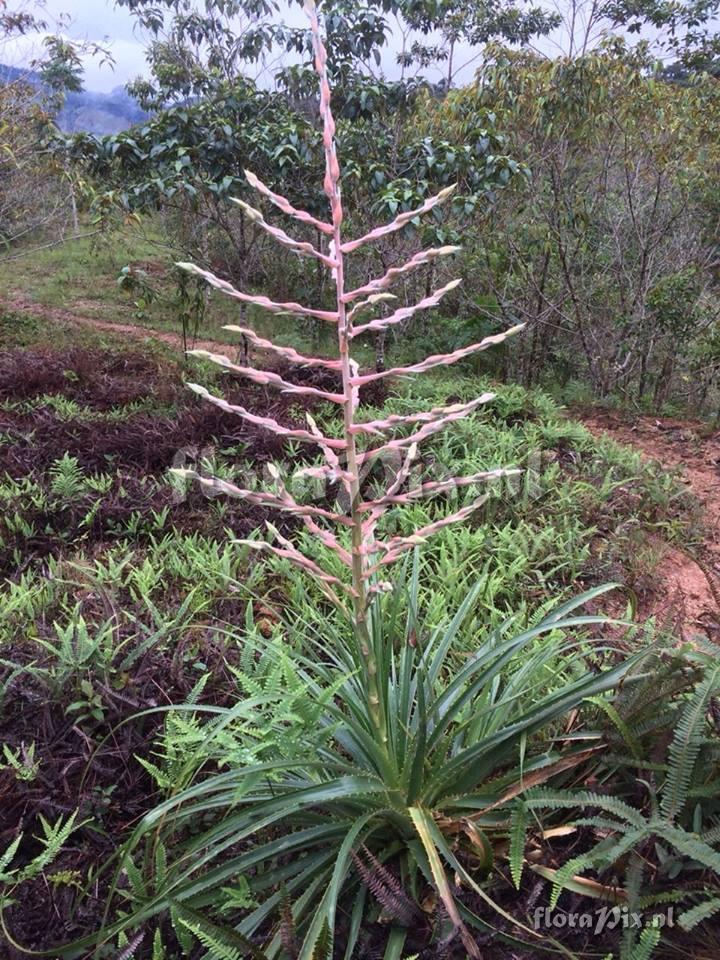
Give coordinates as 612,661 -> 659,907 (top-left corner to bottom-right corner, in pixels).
177,0 -> 524,713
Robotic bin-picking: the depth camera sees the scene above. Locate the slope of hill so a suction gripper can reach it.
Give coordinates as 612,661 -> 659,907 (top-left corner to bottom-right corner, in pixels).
0,63 -> 147,134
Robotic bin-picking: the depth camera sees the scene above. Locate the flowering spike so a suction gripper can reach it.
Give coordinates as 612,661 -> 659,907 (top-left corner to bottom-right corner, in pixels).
220,325 -> 341,370
186,383 -> 346,449
236,535 -> 353,610
244,169 -> 334,235
350,279 -> 462,339
173,469 -> 354,527
176,262 -> 338,323
187,350 -> 346,403
364,496 -> 491,574
347,293 -> 397,325
351,395 -> 496,436
360,468 -> 520,511
351,324 -> 526,387
182,2 -> 524,756
360,443 -> 419,543
357,399 -> 504,465
341,184 -> 457,253
343,247 -> 462,304
230,197 -> 338,268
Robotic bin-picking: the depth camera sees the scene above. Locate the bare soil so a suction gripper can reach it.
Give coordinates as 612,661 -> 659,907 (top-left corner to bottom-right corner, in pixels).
580,409 -> 720,642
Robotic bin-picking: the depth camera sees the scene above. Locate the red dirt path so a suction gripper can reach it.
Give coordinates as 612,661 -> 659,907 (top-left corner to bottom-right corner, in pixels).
6,292 -> 236,357
580,410 -> 720,642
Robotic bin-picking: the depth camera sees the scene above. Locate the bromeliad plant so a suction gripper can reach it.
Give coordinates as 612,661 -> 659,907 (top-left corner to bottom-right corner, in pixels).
176,0 -> 525,732
100,3 -> 643,957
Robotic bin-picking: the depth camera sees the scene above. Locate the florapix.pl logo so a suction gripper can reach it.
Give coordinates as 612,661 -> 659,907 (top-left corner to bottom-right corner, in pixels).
533,906 -> 675,936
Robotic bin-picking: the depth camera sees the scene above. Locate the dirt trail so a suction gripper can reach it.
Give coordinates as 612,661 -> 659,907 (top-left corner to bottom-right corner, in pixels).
5,292 -> 236,357
580,410 -> 720,642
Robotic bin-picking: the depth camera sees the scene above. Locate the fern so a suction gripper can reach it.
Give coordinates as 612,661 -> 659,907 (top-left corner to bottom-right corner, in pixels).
170,905 -> 195,957
0,834 -> 22,883
626,925 -> 661,960
656,823 -> 720,873
352,848 -> 418,925
310,919 -> 332,960
587,695 -> 641,759
172,902 -> 269,960
49,453 -> 86,499
678,896 -> 720,930
509,800 -> 527,890
123,856 -> 147,901
621,853 -> 646,957
177,920 -> 242,960
524,788 -> 647,830
116,931 -> 145,960
154,841 -> 167,891
661,663 -> 720,823
701,821 -> 720,845
22,812 -> 78,882
548,828 -> 646,909
279,886 -> 298,959
152,928 -> 166,960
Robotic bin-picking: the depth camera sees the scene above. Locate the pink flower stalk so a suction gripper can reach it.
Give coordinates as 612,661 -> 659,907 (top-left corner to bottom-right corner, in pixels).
176,0 -> 523,679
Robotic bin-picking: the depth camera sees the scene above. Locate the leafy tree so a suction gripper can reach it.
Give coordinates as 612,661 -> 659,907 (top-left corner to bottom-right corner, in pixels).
0,2 -> 111,253
117,0 -> 561,99
66,1 -> 524,357
542,0 -> 720,66
456,46 -> 720,401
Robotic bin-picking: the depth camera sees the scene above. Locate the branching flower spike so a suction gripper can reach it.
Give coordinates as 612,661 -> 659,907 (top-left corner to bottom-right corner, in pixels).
176,0 -> 523,702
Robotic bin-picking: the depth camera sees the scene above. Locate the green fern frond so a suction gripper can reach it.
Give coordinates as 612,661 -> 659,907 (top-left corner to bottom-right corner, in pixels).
177,920 -> 242,960
620,853 -> 646,957
659,823 -> 720,873
626,924 -> 661,960
509,801 -> 527,890
172,903 -> 269,960
152,928 -> 166,960
687,779 -> 720,798
587,695 -> 641,758
185,673 -> 210,705
679,896 -> 720,931
602,754 -> 669,775
154,842 -> 167,889
549,852 -> 598,909
310,919 -> 332,960
701,821 -> 720,845
123,857 -> 147,900
661,664 -> 720,823
550,829 -> 648,909
525,788 -> 647,830
20,812 -> 78,882
636,889 -> 687,909
170,905 -> 195,956
0,834 -> 22,882
49,453 -> 85,499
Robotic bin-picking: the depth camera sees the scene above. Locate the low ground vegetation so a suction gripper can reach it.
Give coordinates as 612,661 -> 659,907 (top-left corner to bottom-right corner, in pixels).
1,308 -> 718,958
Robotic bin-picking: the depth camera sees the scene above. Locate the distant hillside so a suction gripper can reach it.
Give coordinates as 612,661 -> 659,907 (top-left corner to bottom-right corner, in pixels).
0,63 -> 147,135
59,85 -> 148,135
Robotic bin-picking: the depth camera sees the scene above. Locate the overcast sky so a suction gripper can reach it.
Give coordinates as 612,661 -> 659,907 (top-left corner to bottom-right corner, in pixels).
8,0 -> 572,92
1,0 -> 146,90
4,0 -> 673,93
